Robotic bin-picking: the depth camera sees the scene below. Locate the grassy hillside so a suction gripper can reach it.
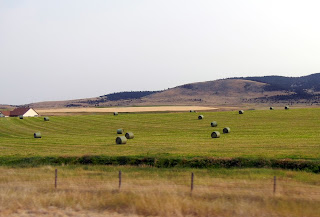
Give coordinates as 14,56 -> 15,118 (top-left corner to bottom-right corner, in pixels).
29,79 -> 289,108
26,73 -> 320,108
242,73 -> 320,92
239,74 -> 320,103
0,108 -> 320,160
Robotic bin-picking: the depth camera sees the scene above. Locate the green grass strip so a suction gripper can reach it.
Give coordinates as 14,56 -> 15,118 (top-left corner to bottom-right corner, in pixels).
0,155 -> 319,173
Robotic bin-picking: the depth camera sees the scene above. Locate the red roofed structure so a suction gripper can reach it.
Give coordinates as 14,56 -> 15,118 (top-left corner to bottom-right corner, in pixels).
0,111 -> 11,117
0,108 -> 39,117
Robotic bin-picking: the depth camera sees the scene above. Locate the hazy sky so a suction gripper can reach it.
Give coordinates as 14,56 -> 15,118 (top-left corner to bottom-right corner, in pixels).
1,0 -> 320,105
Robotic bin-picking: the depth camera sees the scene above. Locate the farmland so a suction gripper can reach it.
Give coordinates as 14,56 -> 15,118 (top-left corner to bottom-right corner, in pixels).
0,108 -> 320,160
0,107 -> 320,216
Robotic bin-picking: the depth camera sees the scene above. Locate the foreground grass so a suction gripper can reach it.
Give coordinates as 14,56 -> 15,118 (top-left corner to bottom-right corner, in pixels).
0,108 -> 320,161
0,166 -> 319,216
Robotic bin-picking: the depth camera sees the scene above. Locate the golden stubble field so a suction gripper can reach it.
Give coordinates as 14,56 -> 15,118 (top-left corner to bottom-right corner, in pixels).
0,166 -> 319,217
36,106 -> 218,116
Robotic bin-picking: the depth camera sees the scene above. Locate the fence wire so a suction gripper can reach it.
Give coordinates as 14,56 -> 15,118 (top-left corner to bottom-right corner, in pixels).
0,171 -> 320,198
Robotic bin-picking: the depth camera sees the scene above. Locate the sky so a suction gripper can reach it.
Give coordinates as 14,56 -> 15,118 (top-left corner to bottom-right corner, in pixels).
1,0 -> 320,105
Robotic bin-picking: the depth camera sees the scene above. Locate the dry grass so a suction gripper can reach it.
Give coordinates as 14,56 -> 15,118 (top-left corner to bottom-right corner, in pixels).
0,166 -> 319,217
36,106 -> 217,116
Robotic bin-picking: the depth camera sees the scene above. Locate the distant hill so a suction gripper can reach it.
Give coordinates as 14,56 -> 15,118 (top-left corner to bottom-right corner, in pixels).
28,73 -> 320,108
239,73 -> 320,92
0,105 -> 13,110
141,79 -> 290,106
239,73 -> 320,102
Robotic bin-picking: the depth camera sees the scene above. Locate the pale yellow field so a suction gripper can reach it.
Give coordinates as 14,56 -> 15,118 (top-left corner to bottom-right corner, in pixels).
37,106 -> 218,115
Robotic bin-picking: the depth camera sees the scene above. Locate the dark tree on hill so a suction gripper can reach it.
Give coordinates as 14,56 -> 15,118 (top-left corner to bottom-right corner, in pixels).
100,91 -> 161,101
235,73 -> 320,92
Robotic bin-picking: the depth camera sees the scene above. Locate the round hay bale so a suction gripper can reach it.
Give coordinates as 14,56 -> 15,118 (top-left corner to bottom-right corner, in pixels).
19,115 -> 23,119
190,110 -> 194,112
285,106 -> 289,110
270,107 -> 274,110
117,129 -> 124,134
116,136 -> 127,144
114,112 -> 118,115
211,131 -> 220,138
223,127 -> 230,134
34,132 -> 41,138
239,110 -> 244,114
198,115 -> 204,120
125,132 -> 134,139
44,117 -> 50,121
211,121 -> 218,127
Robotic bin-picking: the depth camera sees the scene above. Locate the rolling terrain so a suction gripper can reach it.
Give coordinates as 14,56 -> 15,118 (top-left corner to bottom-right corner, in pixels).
24,79 -> 285,108
21,73 -> 320,109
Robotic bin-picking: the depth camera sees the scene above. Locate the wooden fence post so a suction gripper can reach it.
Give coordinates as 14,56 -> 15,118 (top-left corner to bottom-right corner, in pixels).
273,176 -> 276,194
191,172 -> 194,192
55,169 -> 58,189
119,170 -> 122,190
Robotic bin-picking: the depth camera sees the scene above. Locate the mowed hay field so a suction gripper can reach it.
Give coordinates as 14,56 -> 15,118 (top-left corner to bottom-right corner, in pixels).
0,108 -> 320,159
1,108 -> 320,216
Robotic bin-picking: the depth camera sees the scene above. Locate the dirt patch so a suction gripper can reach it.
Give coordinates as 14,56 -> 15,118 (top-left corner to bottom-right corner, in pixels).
37,106 -> 218,115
